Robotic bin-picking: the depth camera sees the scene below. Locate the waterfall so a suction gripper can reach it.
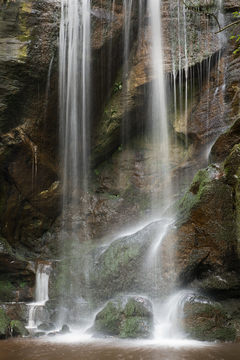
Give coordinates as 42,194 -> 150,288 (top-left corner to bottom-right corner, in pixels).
148,0 -> 172,214
53,0 -> 229,343
59,0 -> 90,203
58,0 -> 91,325
27,263 -> 51,329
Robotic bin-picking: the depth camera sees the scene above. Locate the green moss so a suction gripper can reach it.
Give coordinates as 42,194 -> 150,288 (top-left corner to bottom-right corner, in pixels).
120,317 -> 150,339
177,165 -> 224,225
0,280 -> 15,302
0,308 -> 10,338
10,320 -> 29,337
124,298 -> 150,318
95,302 -> 121,335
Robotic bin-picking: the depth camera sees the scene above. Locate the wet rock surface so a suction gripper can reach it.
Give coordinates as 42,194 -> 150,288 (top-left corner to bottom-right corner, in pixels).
183,296 -> 236,342
161,164 -> 238,288
93,296 -> 153,339
89,221 -> 161,302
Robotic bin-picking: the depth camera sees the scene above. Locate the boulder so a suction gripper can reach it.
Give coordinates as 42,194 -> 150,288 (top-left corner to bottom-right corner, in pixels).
93,296 -> 153,339
59,324 -> 70,334
37,322 -> 54,332
183,297 -> 236,342
89,221 -> 161,302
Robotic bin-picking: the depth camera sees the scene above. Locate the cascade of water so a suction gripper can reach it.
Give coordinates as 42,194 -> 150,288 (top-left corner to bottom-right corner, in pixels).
148,0 -> 172,215
53,0 -> 229,343
27,263 -> 51,329
122,0 -> 133,145
154,290 -> 194,340
58,0 -> 91,325
59,0 -> 91,204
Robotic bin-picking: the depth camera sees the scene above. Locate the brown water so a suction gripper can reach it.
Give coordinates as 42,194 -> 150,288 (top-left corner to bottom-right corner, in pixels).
0,339 -> 240,360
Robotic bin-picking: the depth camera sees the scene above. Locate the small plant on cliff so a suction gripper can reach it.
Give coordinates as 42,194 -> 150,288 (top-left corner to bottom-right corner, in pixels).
113,82 -> 122,94
230,12 -> 240,55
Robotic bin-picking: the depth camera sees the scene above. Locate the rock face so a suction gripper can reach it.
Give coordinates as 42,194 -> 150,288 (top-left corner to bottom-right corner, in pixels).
0,237 -> 35,302
93,296 -> 153,339
176,165 -> 237,283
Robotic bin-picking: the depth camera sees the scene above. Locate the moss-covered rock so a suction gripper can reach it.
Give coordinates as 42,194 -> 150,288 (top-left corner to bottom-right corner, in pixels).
90,221 -> 161,301
94,301 -> 122,336
93,296 -> 153,339
10,320 -> 29,337
120,317 -> 152,339
0,308 -> 10,338
190,271 -> 240,296
183,299 -> 236,342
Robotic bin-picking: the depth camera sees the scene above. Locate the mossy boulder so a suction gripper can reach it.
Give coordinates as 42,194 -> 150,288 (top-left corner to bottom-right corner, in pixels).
183,298 -> 236,342
93,296 -> 153,339
90,221 -> 161,301
10,320 -> 29,337
0,308 -> 10,338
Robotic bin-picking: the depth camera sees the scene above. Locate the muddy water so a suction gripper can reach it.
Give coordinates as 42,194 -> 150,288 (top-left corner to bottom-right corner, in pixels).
0,339 -> 240,360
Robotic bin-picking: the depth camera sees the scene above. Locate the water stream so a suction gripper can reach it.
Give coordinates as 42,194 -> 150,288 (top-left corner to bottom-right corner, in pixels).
59,0 -> 91,325
27,263 -> 51,330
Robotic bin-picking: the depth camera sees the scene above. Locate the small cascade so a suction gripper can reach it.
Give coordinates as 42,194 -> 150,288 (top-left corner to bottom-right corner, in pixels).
154,290 -> 194,340
122,0 -> 133,144
27,262 -> 51,330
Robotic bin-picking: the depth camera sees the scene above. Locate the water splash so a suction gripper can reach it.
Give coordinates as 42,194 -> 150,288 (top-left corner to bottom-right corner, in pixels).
154,290 -> 194,340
